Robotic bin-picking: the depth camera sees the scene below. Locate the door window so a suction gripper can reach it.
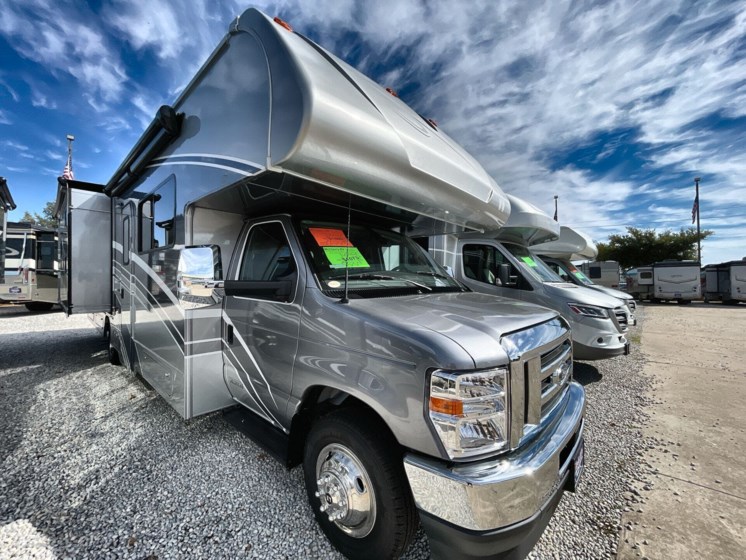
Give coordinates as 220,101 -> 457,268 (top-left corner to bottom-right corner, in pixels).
238,223 -> 297,298
462,244 -> 520,287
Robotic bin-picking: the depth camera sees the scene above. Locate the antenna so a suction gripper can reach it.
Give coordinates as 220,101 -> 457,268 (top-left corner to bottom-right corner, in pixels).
340,195 -> 352,304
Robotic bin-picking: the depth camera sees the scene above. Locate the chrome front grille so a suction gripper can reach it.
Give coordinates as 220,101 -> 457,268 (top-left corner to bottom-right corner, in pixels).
500,318 -> 573,449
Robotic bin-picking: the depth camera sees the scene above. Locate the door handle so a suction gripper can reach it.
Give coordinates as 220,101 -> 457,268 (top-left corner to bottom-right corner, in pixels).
227,324 -> 234,345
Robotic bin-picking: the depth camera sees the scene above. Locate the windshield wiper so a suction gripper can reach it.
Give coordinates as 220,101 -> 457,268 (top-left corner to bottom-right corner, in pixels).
329,272 -> 431,291
330,273 -> 395,280
414,271 -> 451,279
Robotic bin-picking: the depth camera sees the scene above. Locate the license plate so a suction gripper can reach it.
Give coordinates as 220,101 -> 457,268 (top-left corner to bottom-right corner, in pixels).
674,292 -> 682,298
9,286 -> 21,294
573,439 -> 585,488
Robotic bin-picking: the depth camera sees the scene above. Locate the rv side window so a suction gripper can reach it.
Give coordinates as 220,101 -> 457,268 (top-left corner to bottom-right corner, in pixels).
640,271 -> 652,279
238,223 -> 297,299
589,266 -> 602,279
139,175 -> 176,251
123,216 -> 130,265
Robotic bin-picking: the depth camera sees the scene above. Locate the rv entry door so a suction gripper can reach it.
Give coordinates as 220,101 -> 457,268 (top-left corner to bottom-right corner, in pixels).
222,220 -> 302,430
114,201 -> 135,367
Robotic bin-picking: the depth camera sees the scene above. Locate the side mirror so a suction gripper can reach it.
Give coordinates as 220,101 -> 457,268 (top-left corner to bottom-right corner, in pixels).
498,264 -> 511,286
177,245 -> 223,308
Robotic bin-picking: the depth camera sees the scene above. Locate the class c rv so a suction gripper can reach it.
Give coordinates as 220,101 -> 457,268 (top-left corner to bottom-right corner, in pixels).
703,260 -> 746,305
1,176 -> 16,287
0,220 -> 59,311
578,260 -> 621,289
52,9 -> 585,560
625,261 -> 701,304
533,225 -> 637,324
428,194 -> 631,360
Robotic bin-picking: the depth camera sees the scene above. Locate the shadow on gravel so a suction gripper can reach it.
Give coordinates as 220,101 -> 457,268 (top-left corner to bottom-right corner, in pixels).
0,328 -> 107,461
573,362 -> 602,386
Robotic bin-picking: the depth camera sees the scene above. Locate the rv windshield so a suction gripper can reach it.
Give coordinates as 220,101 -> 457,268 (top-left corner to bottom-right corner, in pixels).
298,220 -> 463,296
504,244 -> 564,284
564,262 -> 594,286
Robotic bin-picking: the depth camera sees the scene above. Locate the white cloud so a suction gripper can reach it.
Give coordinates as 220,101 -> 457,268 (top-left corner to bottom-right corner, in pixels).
0,109 -> 12,125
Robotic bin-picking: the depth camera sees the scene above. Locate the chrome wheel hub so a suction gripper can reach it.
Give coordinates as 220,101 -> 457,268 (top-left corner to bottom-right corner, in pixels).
314,443 -> 376,538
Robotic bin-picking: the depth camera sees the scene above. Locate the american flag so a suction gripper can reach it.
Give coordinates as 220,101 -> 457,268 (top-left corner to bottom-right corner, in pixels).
62,152 -> 74,180
691,192 -> 698,224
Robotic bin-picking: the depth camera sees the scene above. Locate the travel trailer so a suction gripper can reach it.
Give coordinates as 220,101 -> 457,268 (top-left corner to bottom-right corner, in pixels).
428,195 -> 630,361
533,226 -> 637,324
703,260 -> 746,304
0,177 -> 16,286
578,260 -> 621,289
55,9 -> 585,560
0,221 -> 59,311
626,261 -> 701,303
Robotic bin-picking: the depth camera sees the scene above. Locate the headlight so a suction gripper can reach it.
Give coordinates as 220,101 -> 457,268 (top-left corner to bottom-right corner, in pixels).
429,367 -> 508,459
567,303 -> 608,318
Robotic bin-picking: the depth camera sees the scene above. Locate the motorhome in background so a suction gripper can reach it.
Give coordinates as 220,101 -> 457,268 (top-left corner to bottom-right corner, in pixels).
625,261 -> 701,303
579,260 -> 621,289
703,260 -> 746,304
0,221 -> 59,311
429,194 -> 631,360
55,9 -> 586,560
1,177 -> 17,287
533,226 -> 637,324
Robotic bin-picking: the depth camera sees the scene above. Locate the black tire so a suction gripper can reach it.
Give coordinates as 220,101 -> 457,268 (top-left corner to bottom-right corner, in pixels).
303,409 -> 418,560
677,299 -> 692,305
105,323 -> 121,366
24,301 -> 54,312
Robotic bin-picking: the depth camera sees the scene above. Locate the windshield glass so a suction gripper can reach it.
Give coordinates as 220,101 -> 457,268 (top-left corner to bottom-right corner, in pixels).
503,244 -> 564,283
564,261 -> 594,286
298,220 -> 462,295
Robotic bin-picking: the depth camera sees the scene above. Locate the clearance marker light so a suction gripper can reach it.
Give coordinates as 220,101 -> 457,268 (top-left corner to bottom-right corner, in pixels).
385,87 -> 399,97
273,16 -> 293,32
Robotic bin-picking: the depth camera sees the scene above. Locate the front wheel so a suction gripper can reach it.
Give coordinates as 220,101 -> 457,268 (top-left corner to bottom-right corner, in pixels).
303,409 -> 418,560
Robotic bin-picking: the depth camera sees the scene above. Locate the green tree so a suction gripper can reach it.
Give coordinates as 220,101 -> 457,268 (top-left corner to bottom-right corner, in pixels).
596,227 -> 713,269
20,201 -> 57,228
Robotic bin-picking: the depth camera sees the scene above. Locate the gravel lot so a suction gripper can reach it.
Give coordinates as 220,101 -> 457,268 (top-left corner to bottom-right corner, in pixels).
0,304 -> 650,559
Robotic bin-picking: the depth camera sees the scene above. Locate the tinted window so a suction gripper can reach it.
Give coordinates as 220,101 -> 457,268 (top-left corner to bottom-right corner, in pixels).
589,267 -> 602,279
139,175 -> 176,251
239,223 -> 296,283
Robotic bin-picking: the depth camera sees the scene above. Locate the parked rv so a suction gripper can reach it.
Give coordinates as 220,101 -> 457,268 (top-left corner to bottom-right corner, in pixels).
54,9 -> 585,560
703,260 -> 746,304
428,195 -> 631,361
0,221 -> 59,311
579,260 -> 621,289
533,226 -> 637,324
625,261 -> 701,303
1,177 -> 17,287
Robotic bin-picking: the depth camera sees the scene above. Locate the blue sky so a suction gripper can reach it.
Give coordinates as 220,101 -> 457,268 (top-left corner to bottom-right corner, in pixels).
1,0 -> 744,264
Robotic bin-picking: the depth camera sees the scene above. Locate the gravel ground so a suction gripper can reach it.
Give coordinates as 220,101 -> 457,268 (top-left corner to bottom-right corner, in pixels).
0,304 -> 652,559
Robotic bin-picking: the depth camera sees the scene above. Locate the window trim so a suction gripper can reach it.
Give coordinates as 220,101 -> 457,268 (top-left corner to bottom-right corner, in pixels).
122,215 -> 130,265
138,174 -> 176,253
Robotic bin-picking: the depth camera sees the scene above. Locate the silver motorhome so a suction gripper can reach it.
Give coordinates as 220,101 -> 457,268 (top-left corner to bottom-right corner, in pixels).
626,261 -> 701,303
0,221 -> 59,311
56,9 -> 585,560
533,225 -> 637,324
429,195 -> 630,360
704,260 -> 746,304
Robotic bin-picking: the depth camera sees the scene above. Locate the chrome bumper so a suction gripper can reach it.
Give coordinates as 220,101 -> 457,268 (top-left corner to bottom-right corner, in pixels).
403,382 -> 585,532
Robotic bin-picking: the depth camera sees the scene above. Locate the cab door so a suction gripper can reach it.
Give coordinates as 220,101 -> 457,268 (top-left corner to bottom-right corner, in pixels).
222,219 -> 303,430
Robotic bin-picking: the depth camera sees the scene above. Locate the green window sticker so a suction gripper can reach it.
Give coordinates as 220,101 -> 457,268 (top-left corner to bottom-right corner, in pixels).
521,256 -> 538,267
573,270 -> 589,281
323,246 -> 369,269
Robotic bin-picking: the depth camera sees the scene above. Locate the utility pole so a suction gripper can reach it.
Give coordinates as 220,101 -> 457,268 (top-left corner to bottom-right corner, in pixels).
694,177 -> 701,263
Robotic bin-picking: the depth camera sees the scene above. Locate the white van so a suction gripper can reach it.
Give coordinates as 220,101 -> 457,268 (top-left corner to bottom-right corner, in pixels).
430,196 -> 630,360
533,226 -> 636,324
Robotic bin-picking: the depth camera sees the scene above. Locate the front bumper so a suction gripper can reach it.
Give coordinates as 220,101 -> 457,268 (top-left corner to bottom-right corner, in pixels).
403,382 -> 585,558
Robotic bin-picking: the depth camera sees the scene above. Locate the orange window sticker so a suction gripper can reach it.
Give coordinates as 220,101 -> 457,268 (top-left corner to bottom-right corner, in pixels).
323,247 -> 369,269
309,228 -> 352,247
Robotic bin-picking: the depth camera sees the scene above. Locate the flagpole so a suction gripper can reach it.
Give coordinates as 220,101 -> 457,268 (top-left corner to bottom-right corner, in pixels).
694,177 -> 701,263
553,195 -> 558,222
